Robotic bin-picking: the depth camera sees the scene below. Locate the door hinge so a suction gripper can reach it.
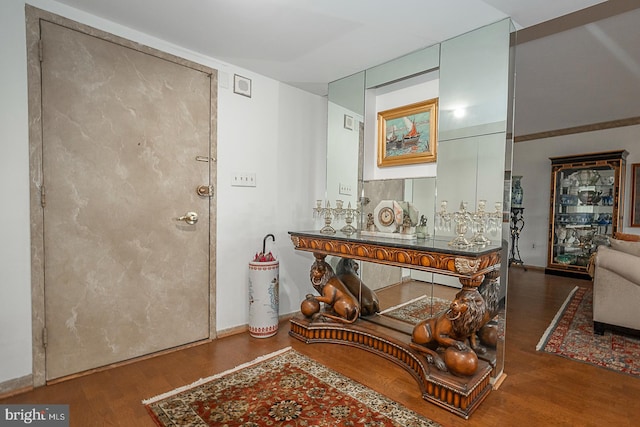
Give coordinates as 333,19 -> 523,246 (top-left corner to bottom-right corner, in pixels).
40,185 -> 46,208
38,39 -> 43,62
42,327 -> 48,348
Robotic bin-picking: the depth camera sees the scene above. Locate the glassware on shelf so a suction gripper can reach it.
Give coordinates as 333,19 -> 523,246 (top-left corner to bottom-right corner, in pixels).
554,226 -> 567,246
575,169 -> 600,186
577,189 -> 602,206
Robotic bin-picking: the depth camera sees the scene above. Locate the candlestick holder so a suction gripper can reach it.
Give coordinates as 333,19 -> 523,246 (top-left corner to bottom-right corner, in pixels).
313,200 -> 336,234
340,202 -> 359,235
470,200 -> 500,246
449,201 -> 473,248
320,201 -> 336,235
435,200 -> 452,233
333,199 -> 345,229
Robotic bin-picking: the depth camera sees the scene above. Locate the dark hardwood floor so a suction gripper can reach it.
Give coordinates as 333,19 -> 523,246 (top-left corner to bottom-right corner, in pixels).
2,267 -> 639,426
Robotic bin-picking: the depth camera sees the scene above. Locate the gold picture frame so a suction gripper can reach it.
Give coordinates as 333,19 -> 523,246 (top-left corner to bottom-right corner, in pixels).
377,98 -> 438,167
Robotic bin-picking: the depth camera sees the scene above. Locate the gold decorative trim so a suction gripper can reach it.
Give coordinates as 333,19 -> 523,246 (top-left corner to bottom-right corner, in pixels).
454,258 -> 480,274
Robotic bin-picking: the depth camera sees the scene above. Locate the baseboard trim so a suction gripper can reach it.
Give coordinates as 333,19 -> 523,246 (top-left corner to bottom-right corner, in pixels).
0,374 -> 33,399
216,314 -> 295,339
4,315 -> 299,395
509,264 -> 544,271
492,372 -> 507,390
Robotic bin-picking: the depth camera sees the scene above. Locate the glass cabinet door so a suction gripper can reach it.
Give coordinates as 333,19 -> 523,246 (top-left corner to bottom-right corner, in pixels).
547,151 -> 627,278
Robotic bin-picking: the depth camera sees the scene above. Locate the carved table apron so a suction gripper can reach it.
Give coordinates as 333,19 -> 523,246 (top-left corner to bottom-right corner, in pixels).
288,230 -> 502,419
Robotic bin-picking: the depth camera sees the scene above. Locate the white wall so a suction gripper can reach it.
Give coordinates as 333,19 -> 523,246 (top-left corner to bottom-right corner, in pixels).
0,0 -> 33,387
512,124 -> 640,267
0,0 -> 326,386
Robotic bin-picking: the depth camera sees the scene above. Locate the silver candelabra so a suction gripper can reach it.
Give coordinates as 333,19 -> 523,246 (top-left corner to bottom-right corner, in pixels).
470,200 -> 502,246
436,199 -> 502,248
313,200 -> 359,235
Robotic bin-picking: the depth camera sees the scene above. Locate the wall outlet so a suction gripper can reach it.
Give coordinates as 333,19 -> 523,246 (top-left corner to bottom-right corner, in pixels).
339,182 -> 352,196
231,172 -> 256,187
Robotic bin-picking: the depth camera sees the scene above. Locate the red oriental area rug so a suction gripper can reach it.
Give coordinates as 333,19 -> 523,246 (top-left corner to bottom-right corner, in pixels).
143,348 -> 440,426
379,295 -> 451,324
536,286 -> 640,377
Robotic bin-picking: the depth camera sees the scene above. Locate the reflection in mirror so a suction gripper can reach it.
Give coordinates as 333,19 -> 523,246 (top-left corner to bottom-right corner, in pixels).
321,19 -> 514,384
435,134 -> 506,244
436,18 -> 511,244
358,178 -> 404,294
358,177 -> 448,317
406,177 -> 436,285
410,177 -> 437,241
326,72 -> 364,206
438,19 -> 511,140
363,71 -> 439,182
434,19 -> 513,382
397,177 -> 447,318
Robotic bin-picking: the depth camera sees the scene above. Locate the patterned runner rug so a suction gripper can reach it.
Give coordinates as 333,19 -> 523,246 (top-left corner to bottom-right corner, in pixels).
143,347 -> 440,426
536,286 -> 640,377
379,295 -> 451,324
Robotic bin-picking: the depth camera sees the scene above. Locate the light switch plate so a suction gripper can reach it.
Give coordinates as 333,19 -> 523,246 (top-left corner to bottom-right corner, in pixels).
339,183 -> 352,195
232,172 -> 256,187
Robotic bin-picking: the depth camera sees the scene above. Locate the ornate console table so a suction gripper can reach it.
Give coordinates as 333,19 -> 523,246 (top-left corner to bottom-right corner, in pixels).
288,230 -> 503,419
289,230 -> 500,286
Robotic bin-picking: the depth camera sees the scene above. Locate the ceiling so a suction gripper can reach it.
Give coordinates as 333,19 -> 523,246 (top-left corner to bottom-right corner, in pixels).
49,0 -> 639,137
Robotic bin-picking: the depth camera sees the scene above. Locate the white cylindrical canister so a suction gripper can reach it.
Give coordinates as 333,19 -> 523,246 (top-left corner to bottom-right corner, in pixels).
248,260 -> 279,338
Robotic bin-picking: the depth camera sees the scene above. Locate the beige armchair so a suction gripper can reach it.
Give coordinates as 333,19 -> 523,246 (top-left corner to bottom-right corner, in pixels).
592,236 -> 640,335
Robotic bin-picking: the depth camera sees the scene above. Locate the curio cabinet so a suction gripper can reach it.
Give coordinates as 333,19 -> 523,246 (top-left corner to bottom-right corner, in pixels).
547,150 -> 627,278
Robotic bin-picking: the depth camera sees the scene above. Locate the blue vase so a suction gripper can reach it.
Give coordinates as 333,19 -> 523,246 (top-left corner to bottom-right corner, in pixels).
512,176 -> 523,207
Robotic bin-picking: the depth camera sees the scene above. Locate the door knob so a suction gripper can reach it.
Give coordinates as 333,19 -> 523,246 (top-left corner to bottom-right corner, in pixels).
176,211 -> 198,225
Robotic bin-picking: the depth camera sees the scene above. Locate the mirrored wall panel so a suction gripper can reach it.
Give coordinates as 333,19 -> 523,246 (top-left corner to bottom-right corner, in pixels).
320,18 -> 514,384
326,71 -> 364,206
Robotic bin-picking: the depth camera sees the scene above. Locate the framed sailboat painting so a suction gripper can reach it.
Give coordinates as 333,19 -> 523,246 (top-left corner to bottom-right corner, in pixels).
377,98 -> 438,167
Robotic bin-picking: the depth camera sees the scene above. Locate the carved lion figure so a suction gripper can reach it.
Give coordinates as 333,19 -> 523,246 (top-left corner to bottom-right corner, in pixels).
306,258 -> 360,323
479,276 -> 501,318
410,288 -> 488,374
477,276 -> 502,348
335,258 -> 380,316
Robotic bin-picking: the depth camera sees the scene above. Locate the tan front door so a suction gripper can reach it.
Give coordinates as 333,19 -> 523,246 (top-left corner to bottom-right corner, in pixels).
40,20 -> 214,380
